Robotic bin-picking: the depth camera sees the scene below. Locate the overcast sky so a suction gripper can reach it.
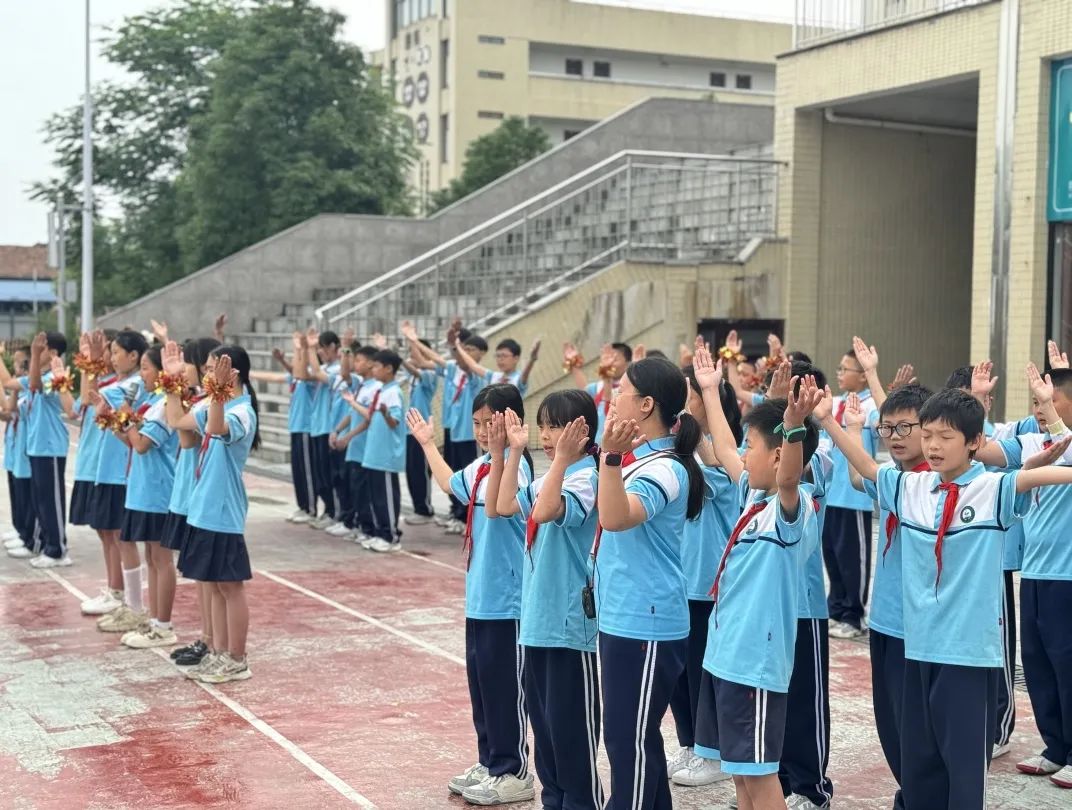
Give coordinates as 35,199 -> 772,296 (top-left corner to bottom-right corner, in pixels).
0,0 -> 793,247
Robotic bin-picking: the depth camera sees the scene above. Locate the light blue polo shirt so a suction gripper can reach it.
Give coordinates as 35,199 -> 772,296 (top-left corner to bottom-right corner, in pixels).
124,395 -> 178,514
996,434 -> 1072,581
798,450 -> 833,619
310,360 -> 341,437
23,373 -> 69,458
2,416 -> 12,474
362,380 -> 405,473
594,437 -> 690,641
682,460 -> 736,601
485,369 -> 528,397
285,375 -> 313,434
73,402 -> 103,482
585,380 -> 620,444
344,378 -> 381,464
407,369 -> 439,421
168,401 -> 209,517
515,457 -> 599,651
94,375 -> 145,485
450,452 -> 532,619
187,395 -> 257,534
704,474 -> 817,693
8,390 -> 31,479
441,362 -> 483,442
877,463 -> 1028,667
988,417 -> 1039,571
824,389 -> 879,510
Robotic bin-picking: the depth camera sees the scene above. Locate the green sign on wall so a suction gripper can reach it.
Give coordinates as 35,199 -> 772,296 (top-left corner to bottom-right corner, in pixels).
1049,59 -> 1072,221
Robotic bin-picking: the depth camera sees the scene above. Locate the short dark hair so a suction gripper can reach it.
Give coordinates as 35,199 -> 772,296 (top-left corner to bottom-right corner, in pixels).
144,345 -> 163,371
349,339 -> 362,353
319,331 -> 339,348
536,390 -> 600,458
372,349 -> 402,372
919,388 -> 984,442
457,328 -> 472,343
1049,368 -> 1072,397
743,398 -> 820,466
944,365 -> 973,390
113,329 -> 148,358
183,337 -> 221,377
496,339 -> 521,356
464,335 -> 489,352
787,350 -> 812,364
646,349 -> 668,360
611,342 -> 633,362
761,360 -> 827,395
880,383 -> 934,419
354,345 -> 378,360
44,331 -> 67,356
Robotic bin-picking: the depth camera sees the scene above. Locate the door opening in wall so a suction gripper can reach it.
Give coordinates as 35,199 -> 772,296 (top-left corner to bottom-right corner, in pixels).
697,318 -> 785,363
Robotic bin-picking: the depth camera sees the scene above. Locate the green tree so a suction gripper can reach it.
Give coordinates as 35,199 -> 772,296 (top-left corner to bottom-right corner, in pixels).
429,117 -> 551,212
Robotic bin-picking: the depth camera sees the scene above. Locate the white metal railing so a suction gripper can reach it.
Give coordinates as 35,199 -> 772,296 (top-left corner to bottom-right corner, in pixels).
315,149 -> 781,342
793,0 -> 991,49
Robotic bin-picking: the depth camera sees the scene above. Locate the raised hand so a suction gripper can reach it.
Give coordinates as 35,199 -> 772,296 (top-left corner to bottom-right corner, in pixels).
162,341 -> 185,377
563,342 -> 579,362
150,319 -> 169,343
599,343 -> 615,368
214,313 -> 228,338
1024,435 -> 1072,470
766,360 -> 793,400
1048,339 -> 1070,370
528,339 -> 541,362
401,321 -> 418,341
633,344 -> 647,361
768,333 -> 784,360
49,356 -> 67,379
342,327 -> 356,346
292,331 -> 303,351
406,409 -> 435,446
214,353 -> 235,388
971,361 -> 998,405
90,330 -> 107,360
602,409 -> 645,454
889,364 -> 917,391
1027,362 -> 1054,405
487,411 -> 507,453
692,335 -> 723,391
79,333 -> 90,355
678,342 -> 694,368
814,385 -> 834,422
373,331 -> 389,350
556,416 -> 590,462
504,408 -> 529,451
852,336 -> 878,373
725,329 -> 742,355
271,347 -> 286,365
31,332 -> 47,357
844,392 -> 865,429
784,375 -> 823,428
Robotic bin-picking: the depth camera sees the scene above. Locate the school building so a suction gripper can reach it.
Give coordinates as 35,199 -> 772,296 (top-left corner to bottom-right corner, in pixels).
372,0 -> 790,210
778,0 -> 1072,417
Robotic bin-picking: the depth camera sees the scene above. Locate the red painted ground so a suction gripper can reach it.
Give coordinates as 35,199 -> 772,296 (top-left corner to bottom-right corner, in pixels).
0,469 -> 1066,809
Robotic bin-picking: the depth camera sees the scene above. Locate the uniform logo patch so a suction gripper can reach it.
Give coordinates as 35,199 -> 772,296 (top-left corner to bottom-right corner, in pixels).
960,506 -> 976,523
748,520 -> 759,534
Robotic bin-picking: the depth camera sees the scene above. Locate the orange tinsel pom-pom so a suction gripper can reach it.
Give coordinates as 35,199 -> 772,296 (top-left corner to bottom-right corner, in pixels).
73,353 -> 107,380
156,372 -> 187,397
202,375 -> 235,404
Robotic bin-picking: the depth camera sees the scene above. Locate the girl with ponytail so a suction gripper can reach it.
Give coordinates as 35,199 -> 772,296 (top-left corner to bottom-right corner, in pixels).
592,355 -> 705,810
486,389 -> 604,810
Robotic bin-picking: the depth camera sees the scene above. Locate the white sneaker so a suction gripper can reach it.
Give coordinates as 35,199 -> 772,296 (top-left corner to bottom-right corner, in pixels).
368,538 -> 401,553
360,536 -> 377,549
448,763 -> 489,795
97,606 -> 148,633
325,522 -> 352,537
4,536 -> 24,549
7,546 -> 35,559
286,509 -> 312,524
1,530 -> 18,542
671,754 -> 724,786
829,621 -> 865,639
786,794 -> 828,809
666,745 -> 693,777
81,588 -> 123,615
196,652 -> 252,683
184,652 -> 222,680
403,514 -> 433,525
1017,754 -> 1063,775
319,519 -> 340,533
433,515 -> 452,528
1050,764 -> 1072,788
123,626 -> 179,649
461,773 -> 535,805
309,515 -> 330,529
992,741 -> 1012,759
30,554 -> 72,569
444,518 -> 465,535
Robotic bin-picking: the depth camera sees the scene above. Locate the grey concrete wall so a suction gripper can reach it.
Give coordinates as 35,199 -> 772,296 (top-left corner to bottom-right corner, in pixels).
99,97 -> 773,336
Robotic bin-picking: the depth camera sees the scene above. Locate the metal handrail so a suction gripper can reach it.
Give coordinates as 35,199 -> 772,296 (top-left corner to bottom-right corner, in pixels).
314,149 -> 782,326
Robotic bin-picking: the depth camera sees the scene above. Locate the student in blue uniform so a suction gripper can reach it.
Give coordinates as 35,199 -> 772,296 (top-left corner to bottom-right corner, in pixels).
487,389 -> 603,810
666,364 -> 742,788
2,350 -> 36,558
165,343 -> 260,684
335,346 -> 380,543
93,331 -> 149,633
164,336 -> 219,669
402,346 -> 439,523
594,356 -> 704,810
304,329 -> 342,528
406,384 -> 535,806
361,349 -> 406,553
564,341 -> 632,444
284,332 -> 315,524
694,346 -> 824,810
108,345 -> 180,650
823,385 -> 1072,809
453,336 -> 541,394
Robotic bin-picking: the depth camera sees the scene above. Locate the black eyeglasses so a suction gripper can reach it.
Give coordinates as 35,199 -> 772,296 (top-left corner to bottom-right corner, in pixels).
876,422 -> 920,438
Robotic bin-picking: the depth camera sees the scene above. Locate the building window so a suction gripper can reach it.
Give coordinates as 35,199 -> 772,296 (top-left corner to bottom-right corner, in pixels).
442,0 -> 448,16
593,61 -> 611,78
565,58 -> 583,77
710,71 -> 726,88
564,130 -> 580,140
405,32 -> 411,49
478,34 -> 505,45
440,114 -> 449,163
478,70 -> 504,80
478,110 -> 504,120
413,30 -> 420,46
735,74 -> 752,90
441,39 -> 449,88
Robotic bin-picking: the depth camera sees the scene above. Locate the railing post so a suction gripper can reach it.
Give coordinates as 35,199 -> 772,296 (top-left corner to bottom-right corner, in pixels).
434,255 -> 441,334
624,154 -> 633,257
522,211 -> 529,295
735,163 -> 743,254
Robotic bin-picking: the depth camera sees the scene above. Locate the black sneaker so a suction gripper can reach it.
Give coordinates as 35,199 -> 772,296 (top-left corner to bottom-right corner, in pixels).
170,638 -> 202,660
173,640 -> 209,666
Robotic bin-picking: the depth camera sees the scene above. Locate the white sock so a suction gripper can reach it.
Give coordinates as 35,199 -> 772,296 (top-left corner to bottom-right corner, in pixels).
156,620 -> 172,631
122,567 -> 144,612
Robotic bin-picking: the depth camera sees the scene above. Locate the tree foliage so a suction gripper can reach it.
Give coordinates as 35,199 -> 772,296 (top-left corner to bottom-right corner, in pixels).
33,0 -> 414,310
429,117 -> 551,212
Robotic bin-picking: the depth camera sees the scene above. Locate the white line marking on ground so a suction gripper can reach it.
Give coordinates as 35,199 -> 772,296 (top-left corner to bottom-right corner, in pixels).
256,568 -> 465,666
42,569 -> 378,808
399,549 -> 466,575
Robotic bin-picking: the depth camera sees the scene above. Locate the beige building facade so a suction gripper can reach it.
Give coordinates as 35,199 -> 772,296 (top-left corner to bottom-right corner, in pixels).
373,0 -> 791,210
778,0 -> 1072,417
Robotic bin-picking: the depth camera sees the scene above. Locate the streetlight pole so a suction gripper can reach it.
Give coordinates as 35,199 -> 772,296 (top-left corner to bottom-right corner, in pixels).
80,0 -> 94,331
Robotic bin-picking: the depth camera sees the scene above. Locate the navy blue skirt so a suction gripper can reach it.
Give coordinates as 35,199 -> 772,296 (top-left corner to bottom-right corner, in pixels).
90,484 -> 127,531
69,480 -> 95,526
120,508 -> 169,543
178,526 -> 252,582
160,512 -> 189,551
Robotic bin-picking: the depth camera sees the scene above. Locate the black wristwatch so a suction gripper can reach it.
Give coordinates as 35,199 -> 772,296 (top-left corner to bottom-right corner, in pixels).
604,452 -> 623,467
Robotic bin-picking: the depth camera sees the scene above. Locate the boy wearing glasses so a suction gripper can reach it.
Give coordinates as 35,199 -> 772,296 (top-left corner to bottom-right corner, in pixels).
845,384 -> 932,809
822,348 -> 879,639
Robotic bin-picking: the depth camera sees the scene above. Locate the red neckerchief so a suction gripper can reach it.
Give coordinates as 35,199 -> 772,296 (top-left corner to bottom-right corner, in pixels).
834,399 -> 846,425
933,482 -> 960,595
883,461 -> 931,559
462,462 -> 491,570
451,372 -> 469,404
709,500 -> 769,627
369,388 -> 381,418
589,451 -> 637,559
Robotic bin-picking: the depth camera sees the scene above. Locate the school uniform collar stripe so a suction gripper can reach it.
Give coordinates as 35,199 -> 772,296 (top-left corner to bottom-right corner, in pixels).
926,460 -> 985,492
